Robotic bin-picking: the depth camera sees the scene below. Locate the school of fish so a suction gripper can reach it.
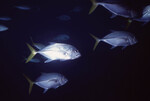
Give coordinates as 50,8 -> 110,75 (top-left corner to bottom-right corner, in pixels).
1,0 -> 149,95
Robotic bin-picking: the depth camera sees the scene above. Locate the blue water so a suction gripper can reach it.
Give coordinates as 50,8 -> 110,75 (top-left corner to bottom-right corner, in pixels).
0,0 -> 150,101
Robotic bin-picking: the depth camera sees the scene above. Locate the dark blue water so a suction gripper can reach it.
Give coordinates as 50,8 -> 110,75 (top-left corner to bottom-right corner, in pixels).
0,0 -> 150,101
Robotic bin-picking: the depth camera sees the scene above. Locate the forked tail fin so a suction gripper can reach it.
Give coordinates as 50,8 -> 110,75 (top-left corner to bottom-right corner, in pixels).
89,33 -> 101,51
25,43 -> 37,63
89,0 -> 98,14
23,74 -> 34,95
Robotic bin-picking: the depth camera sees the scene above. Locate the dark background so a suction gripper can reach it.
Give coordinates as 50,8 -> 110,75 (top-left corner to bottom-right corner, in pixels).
0,0 -> 150,101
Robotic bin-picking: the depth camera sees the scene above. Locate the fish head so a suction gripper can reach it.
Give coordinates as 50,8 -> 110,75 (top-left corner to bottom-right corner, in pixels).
59,75 -> 68,85
128,36 -> 138,45
142,5 -> 150,18
68,47 -> 81,60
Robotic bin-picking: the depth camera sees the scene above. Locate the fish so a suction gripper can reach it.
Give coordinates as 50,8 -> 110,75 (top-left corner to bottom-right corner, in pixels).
25,42 -> 81,63
15,5 -> 31,10
89,0 -> 138,19
0,17 -> 12,21
30,37 -> 45,50
133,5 -> 150,24
23,73 -> 68,94
52,34 -> 70,42
24,58 -> 40,63
0,25 -> 8,32
90,30 -> 137,50
57,15 -> 71,21
70,6 -> 82,13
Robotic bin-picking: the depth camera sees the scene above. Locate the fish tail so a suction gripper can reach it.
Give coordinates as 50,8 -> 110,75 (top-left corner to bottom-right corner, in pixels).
25,43 -> 37,63
23,74 -> 34,95
89,33 -> 101,51
89,0 -> 98,14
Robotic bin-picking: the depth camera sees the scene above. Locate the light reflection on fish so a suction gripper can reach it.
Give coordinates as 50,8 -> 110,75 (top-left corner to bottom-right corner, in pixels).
89,0 -> 138,19
23,73 -> 68,94
25,42 -> 81,63
90,30 -> 137,50
0,25 -> 8,32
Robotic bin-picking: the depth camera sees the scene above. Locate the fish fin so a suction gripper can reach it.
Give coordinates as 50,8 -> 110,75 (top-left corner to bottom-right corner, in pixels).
23,74 -> 34,95
89,33 -> 101,51
110,46 -> 116,49
29,36 -> 34,46
25,43 -> 37,63
89,0 -> 98,14
43,88 -> 49,94
110,14 -> 117,19
44,59 -> 53,63
122,46 -> 127,50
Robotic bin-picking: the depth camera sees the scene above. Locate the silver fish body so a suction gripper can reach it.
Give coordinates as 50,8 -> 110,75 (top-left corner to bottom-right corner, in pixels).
35,73 -> 68,93
23,73 -> 68,94
38,43 -> 81,63
102,31 -> 137,46
98,3 -> 136,18
89,0 -> 138,18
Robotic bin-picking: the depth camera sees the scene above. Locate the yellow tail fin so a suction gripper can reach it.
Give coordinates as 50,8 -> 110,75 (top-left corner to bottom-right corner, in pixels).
89,0 -> 98,14
25,43 -> 37,63
23,74 -> 34,95
89,33 -> 101,51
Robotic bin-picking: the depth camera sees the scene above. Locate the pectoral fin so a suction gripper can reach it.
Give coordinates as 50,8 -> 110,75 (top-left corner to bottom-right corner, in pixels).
110,46 -> 117,49
44,59 -> 53,63
110,14 -> 117,19
43,88 -> 49,94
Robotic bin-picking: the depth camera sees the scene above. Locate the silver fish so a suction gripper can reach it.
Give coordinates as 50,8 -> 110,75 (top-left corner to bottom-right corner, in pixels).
90,30 -> 137,50
134,5 -> 150,24
0,25 -> 8,32
25,42 -> 81,63
23,73 -> 68,94
15,5 -> 31,10
89,0 -> 138,18
0,17 -> 11,21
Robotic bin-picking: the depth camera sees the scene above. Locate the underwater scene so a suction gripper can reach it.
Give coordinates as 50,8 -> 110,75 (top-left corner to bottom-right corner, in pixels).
0,0 -> 150,101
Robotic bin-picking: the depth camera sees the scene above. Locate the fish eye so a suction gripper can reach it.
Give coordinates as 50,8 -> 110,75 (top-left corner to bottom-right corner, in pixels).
74,50 -> 78,53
